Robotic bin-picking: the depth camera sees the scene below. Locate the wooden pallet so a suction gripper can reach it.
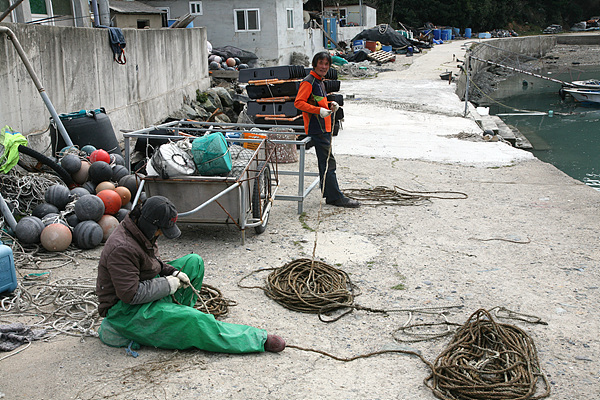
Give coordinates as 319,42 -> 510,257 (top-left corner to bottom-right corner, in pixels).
367,50 -> 396,63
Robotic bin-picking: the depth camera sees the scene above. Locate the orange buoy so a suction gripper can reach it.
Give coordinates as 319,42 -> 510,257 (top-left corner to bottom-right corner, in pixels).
97,190 -> 122,215
113,186 -> 132,206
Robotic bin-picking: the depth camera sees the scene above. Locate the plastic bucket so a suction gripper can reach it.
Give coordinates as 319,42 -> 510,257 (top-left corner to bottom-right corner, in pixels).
381,45 -> 392,52
433,29 -> 441,40
465,28 -> 472,38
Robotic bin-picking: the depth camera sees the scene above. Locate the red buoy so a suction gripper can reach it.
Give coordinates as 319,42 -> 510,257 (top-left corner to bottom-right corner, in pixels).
89,149 -> 111,164
97,190 -> 122,215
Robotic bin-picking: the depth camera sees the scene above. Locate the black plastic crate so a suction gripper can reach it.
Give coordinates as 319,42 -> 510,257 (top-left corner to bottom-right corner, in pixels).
239,65 -> 306,83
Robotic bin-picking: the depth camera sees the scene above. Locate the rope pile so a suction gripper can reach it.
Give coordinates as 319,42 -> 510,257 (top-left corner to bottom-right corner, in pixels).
425,309 -> 550,400
0,277 -> 100,339
265,258 -> 356,315
193,283 -> 237,318
0,169 -> 62,219
344,186 -> 468,206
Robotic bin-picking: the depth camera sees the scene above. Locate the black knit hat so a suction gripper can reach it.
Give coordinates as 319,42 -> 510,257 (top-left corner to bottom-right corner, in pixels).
138,196 -> 181,239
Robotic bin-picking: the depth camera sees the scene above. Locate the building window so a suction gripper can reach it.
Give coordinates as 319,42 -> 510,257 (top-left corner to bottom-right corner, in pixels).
157,7 -> 170,20
137,19 -> 149,29
189,1 -> 202,16
286,8 -> 293,29
234,8 -> 260,32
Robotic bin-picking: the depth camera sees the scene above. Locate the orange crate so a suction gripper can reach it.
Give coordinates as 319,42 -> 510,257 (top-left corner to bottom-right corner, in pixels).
242,132 -> 267,150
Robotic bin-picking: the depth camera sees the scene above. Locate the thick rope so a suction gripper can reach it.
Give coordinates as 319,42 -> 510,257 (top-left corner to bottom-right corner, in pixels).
172,283 -> 236,318
425,309 -> 550,400
285,308 -> 550,400
344,186 -> 468,206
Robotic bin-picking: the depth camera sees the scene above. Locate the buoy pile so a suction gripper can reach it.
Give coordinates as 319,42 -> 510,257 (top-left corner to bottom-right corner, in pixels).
14,145 -> 145,251
208,54 -> 248,71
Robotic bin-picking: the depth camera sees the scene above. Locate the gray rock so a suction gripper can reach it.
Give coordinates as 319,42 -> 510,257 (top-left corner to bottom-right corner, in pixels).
212,87 -> 234,107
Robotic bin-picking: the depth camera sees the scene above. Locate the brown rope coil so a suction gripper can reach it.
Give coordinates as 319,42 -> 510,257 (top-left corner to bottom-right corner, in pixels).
425,308 -> 550,400
344,186 -> 468,206
265,258 -> 356,316
193,283 -> 236,319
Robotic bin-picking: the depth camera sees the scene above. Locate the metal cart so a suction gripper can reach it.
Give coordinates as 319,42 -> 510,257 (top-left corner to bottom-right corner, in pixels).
124,120 -> 320,214
129,133 -> 277,244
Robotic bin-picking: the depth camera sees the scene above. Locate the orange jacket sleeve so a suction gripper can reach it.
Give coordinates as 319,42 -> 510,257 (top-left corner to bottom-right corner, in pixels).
294,80 -> 322,115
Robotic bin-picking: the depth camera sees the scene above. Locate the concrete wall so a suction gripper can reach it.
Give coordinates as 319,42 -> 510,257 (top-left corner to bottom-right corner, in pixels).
456,35 -> 557,100
0,22 -> 209,151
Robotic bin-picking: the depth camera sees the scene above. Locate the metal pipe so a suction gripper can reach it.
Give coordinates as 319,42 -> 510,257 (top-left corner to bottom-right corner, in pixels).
0,26 -> 73,147
0,0 -> 25,23
90,0 -> 100,27
0,193 -> 17,232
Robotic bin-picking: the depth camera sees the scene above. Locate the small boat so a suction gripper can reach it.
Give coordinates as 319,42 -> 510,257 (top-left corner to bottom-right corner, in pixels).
570,79 -> 600,89
561,87 -> 600,103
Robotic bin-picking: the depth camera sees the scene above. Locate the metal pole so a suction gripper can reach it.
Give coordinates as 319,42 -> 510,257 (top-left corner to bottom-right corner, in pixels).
0,0 -> 25,23
0,27 -> 73,147
464,52 -> 470,118
90,0 -> 100,27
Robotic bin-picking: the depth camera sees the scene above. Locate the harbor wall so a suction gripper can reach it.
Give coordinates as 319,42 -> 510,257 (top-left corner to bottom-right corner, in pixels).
456,35 -> 557,99
0,23 -> 210,154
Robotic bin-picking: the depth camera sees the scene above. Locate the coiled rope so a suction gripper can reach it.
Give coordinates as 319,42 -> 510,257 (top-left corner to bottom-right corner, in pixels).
174,282 -> 237,318
425,308 -> 550,400
344,186 -> 468,206
0,277 -> 100,339
0,169 -> 63,218
288,308 -> 550,400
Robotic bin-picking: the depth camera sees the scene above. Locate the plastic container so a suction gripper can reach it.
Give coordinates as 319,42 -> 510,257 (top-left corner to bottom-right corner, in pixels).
352,39 -> 365,53
364,40 -> 377,52
50,108 -> 121,156
441,30 -> 450,41
381,45 -> 392,52
465,28 -> 472,38
0,244 -> 17,294
433,29 -> 441,40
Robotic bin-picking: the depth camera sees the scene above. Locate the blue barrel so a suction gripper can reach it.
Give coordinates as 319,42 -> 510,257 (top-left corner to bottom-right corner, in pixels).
445,29 -> 453,41
465,28 -> 472,38
433,29 -> 441,40
441,30 -> 450,41
453,27 -> 460,36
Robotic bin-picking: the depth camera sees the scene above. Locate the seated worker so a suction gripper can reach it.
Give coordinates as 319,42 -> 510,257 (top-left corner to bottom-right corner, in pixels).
294,51 -> 360,208
95,195 -> 285,353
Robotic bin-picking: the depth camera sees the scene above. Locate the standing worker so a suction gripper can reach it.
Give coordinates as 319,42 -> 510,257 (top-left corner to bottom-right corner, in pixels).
95,195 -> 285,353
295,51 -> 360,208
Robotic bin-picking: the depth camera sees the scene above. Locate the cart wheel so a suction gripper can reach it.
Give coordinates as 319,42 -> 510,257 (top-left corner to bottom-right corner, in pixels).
252,163 -> 271,234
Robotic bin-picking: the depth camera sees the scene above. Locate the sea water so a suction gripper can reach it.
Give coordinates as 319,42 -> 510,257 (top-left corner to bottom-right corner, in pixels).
486,66 -> 600,191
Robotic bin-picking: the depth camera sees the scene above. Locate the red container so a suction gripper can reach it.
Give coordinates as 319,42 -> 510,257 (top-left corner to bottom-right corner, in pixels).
365,41 -> 377,52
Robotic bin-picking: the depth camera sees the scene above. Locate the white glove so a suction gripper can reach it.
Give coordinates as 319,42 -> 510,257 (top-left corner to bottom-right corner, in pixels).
166,276 -> 181,295
172,270 -> 190,287
319,108 -> 332,118
329,101 -> 339,112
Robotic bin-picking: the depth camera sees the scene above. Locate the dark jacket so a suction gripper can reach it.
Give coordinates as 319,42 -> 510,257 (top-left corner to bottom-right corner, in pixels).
96,214 -> 176,316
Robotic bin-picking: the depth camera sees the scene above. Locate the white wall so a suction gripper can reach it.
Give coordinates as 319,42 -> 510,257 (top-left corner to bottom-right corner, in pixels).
190,0 -> 305,66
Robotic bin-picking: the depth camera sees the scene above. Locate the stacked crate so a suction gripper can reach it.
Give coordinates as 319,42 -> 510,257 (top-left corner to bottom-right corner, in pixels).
240,66 -> 343,136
